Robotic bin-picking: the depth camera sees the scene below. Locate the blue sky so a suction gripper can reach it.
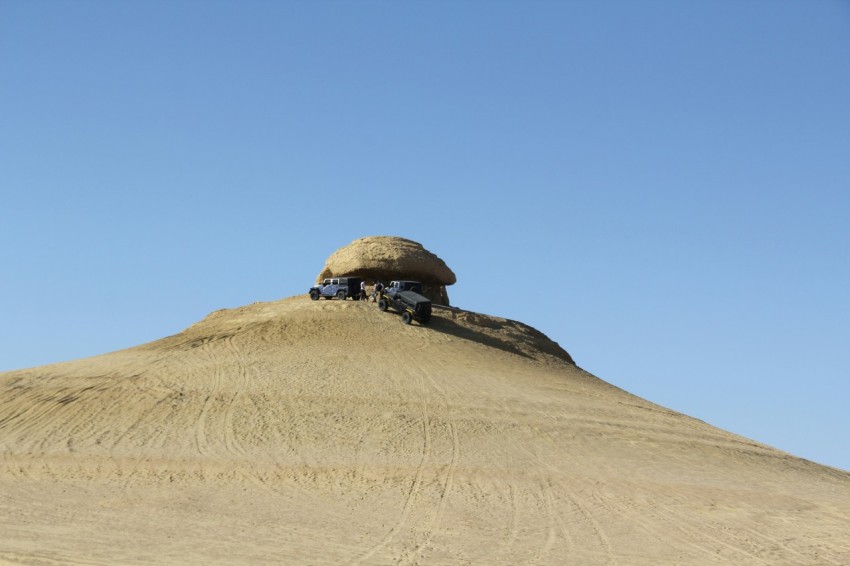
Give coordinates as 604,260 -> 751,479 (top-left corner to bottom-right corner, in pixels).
2,1 -> 848,471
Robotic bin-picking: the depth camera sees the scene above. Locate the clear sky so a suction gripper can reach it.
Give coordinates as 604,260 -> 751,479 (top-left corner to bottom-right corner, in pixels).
2,1 -> 848,472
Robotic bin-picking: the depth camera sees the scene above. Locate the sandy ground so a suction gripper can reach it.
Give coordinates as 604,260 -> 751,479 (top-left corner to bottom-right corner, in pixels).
1,296 -> 849,565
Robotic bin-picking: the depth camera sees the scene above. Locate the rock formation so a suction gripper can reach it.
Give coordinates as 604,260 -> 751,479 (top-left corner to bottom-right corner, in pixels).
317,236 -> 455,305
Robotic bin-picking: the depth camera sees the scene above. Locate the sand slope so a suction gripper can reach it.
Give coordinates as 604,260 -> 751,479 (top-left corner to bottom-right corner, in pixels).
1,296 -> 849,565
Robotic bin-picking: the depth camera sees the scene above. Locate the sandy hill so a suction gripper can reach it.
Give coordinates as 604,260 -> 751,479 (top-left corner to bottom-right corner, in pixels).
1,296 -> 849,565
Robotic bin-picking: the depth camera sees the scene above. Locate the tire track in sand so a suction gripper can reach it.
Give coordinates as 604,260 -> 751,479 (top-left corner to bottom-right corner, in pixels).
586,485 -> 778,564
400,344 -> 462,565
194,334 -> 250,459
450,366 -> 614,564
193,338 -> 216,459
404,418 -> 459,564
350,369 -> 432,566
501,482 -> 521,557
407,341 -> 551,564
222,335 -> 249,457
564,489 -> 616,565
195,337 -> 235,459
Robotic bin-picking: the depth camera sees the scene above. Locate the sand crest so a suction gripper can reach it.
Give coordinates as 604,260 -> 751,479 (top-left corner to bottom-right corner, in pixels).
1,296 -> 849,564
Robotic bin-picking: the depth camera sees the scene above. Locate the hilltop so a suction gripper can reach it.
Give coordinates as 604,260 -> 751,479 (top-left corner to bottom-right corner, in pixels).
1,296 -> 849,564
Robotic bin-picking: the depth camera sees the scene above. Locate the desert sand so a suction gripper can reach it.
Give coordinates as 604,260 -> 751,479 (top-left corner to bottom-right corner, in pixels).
1,296 -> 849,564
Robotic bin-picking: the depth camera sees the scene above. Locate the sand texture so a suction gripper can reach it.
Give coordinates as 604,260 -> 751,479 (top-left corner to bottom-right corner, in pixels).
2,296 -> 849,565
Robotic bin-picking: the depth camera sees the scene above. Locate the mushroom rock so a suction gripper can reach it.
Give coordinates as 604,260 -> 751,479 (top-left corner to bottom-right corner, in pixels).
317,236 -> 456,305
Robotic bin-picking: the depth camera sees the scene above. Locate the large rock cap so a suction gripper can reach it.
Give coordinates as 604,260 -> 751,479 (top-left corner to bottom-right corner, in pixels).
317,236 -> 456,304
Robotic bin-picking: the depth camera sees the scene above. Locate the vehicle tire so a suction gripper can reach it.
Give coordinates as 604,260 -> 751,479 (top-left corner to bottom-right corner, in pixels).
402,312 -> 413,325
337,291 -> 346,300
378,299 -> 388,312
420,313 -> 431,325
309,291 -> 320,300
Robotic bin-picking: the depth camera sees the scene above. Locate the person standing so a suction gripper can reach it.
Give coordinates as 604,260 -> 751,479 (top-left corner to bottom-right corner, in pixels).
360,280 -> 368,301
372,281 -> 384,303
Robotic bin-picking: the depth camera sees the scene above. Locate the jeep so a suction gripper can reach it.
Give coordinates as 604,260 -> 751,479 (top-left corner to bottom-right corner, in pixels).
309,277 -> 363,301
378,280 -> 431,324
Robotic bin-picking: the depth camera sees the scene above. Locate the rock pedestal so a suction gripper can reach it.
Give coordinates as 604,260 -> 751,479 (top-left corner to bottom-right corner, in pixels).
317,236 -> 456,305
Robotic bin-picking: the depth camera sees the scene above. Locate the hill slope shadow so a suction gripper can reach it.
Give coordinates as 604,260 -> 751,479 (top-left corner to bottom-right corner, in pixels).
427,308 -> 574,364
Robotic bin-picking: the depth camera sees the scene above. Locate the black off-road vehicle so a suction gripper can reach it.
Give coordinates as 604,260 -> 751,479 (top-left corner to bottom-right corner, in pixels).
378,280 -> 432,325
309,277 -> 363,301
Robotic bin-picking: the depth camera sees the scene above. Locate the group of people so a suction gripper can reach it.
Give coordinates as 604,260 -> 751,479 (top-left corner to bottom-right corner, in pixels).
359,280 -> 384,302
